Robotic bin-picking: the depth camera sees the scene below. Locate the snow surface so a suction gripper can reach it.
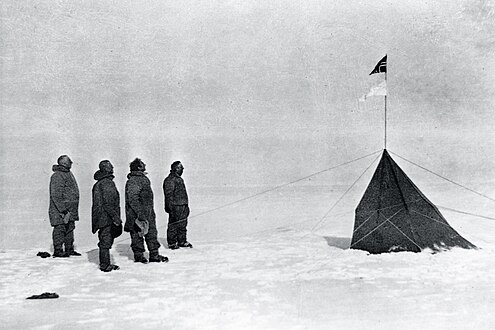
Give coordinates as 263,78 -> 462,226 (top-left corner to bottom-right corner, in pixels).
1,223 -> 495,329
1,174 -> 495,329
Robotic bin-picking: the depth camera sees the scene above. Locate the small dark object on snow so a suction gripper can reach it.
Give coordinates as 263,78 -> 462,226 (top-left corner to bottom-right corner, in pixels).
149,255 -> 169,263
68,251 -> 82,256
26,292 -> 59,299
37,252 -> 51,258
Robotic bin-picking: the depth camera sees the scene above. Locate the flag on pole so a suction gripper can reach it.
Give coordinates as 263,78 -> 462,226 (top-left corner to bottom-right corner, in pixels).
369,55 -> 387,75
359,81 -> 387,101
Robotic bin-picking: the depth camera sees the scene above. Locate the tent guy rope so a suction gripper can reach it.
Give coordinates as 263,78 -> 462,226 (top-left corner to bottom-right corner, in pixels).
310,153 -> 381,232
113,150 -> 382,245
389,150 -> 495,203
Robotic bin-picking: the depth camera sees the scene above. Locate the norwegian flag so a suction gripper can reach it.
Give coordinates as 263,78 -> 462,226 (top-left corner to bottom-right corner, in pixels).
369,55 -> 387,75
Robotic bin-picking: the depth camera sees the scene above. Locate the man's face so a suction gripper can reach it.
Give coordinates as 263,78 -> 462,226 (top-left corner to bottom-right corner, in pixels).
60,156 -> 73,169
138,161 -> 146,172
175,163 -> 184,176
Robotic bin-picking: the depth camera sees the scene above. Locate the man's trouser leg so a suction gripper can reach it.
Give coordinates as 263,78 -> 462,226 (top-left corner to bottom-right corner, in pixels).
98,225 -> 114,269
145,217 -> 161,258
167,205 -> 188,246
130,227 -> 146,258
52,224 -> 66,254
64,221 -> 76,253
167,220 -> 178,246
177,218 -> 188,246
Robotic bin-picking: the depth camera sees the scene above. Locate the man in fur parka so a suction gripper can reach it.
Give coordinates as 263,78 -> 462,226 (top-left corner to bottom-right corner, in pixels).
48,155 -> 80,257
124,158 -> 168,264
163,161 -> 192,249
92,160 -> 122,272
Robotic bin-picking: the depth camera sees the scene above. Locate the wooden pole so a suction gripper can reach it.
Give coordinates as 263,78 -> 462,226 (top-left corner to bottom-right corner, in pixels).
384,71 -> 387,150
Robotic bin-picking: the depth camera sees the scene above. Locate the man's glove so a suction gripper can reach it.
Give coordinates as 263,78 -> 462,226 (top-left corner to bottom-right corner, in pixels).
63,212 -> 71,224
135,219 -> 149,237
113,218 -> 122,226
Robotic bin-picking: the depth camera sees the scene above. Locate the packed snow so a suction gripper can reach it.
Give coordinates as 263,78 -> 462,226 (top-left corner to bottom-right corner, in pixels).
1,183 -> 494,329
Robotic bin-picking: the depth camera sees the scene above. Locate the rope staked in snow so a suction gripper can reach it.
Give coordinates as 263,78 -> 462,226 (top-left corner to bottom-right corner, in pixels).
311,153 -> 382,232
113,150 -> 382,244
189,149 -> 383,221
386,219 -> 422,251
389,150 -> 495,203
350,208 -> 404,248
437,205 -> 495,221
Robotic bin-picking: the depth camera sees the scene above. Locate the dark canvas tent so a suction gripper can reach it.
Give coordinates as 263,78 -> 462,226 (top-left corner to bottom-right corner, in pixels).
351,150 -> 476,253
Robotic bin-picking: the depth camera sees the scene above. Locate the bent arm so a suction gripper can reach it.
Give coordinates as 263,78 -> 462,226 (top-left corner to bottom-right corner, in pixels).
102,181 -> 121,223
50,174 -> 67,213
163,178 -> 175,212
127,181 -> 144,219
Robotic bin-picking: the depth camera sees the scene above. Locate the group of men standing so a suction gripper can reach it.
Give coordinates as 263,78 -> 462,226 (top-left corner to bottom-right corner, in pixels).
48,155 -> 192,272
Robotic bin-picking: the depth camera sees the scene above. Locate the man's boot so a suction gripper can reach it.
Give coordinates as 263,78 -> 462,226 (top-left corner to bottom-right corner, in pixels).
66,245 -> 81,256
53,246 -> 69,258
168,243 -> 179,250
149,251 -> 169,263
134,254 -> 148,264
179,242 -> 193,248
99,248 -> 111,270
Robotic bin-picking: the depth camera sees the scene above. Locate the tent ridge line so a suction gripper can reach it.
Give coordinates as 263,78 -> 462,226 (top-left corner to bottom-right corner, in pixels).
386,150 -> 411,212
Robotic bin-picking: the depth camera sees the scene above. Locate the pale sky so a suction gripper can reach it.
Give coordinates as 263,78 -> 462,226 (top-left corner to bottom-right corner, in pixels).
1,0 -> 494,247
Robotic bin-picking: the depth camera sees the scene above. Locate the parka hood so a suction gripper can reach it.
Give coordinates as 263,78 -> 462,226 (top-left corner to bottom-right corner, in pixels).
52,165 -> 70,172
127,170 -> 146,179
94,170 -> 115,181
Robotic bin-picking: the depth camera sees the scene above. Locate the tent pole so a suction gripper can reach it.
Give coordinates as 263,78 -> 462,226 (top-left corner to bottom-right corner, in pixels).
384,72 -> 387,150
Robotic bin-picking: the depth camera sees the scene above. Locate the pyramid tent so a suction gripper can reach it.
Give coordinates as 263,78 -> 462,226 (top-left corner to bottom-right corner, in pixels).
351,150 -> 476,253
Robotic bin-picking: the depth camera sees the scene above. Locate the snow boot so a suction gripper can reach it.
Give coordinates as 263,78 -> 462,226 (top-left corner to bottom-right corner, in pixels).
168,243 -> 179,250
67,250 -> 82,256
53,251 -> 70,258
179,242 -> 193,248
134,255 -> 148,264
100,264 -> 120,272
149,255 -> 169,263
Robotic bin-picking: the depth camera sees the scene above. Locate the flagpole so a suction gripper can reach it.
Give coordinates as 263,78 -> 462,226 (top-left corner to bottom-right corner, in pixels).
368,54 -> 387,149
384,71 -> 387,150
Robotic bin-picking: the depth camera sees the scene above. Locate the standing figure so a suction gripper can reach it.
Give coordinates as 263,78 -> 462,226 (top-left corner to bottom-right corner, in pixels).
124,158 -> 168,263
49,155 -> 80,257
163,161 -> 192,250
92,160 -> 122,272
